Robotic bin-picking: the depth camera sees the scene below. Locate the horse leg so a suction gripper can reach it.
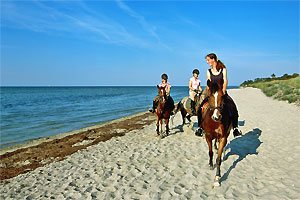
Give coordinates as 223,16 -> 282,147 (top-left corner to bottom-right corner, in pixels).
186,114 -> 191,123
165,118 -> 169,136
156,118 -> 160,135
214,137 -> 228,187
160,119 -> 163,135
205,136 -> 214,170
214,139 -> 218,151
180,109 -> 186,125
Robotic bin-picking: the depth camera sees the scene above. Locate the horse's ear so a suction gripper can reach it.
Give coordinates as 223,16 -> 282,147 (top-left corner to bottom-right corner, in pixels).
157,85 -> 159,88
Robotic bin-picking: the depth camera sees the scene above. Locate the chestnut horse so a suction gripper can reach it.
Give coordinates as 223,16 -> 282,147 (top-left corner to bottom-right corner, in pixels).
155,85 -> 172,136
201,80 -> 232,187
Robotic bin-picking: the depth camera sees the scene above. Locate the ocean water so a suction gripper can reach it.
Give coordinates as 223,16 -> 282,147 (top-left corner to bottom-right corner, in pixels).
0,86 -> 185,149
0,86 -> 238,149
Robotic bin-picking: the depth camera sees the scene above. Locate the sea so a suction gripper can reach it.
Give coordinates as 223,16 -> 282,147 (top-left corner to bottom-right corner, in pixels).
0,86 -> 238,149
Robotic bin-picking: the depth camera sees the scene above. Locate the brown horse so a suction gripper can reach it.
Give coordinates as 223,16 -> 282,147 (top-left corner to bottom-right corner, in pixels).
155,85 -> 172,137
200,80 -> 232,187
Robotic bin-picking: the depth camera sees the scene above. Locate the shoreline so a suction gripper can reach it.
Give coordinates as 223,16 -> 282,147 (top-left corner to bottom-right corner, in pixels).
0,111 -> 150,155
0,111 -> 156,180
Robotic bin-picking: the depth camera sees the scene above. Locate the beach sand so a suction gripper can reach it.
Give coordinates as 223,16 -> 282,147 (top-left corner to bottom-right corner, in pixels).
1,88 -> 300,199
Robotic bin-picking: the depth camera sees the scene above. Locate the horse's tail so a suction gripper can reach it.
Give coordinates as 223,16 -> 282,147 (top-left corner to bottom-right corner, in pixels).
171,101 -> 182,124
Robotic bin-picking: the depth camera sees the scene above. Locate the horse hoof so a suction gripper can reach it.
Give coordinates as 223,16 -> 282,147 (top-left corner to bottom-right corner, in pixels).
209,165 -> 214,170
213,181 -> 221,187
213,176 -> 221,187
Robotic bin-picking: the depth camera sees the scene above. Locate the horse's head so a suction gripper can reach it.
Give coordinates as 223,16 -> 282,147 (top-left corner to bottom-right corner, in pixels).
157,85 -> 167,102
207,80 -> 224,122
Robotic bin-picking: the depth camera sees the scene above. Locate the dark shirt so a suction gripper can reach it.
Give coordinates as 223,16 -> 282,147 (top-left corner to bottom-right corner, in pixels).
209,68 -> 224,86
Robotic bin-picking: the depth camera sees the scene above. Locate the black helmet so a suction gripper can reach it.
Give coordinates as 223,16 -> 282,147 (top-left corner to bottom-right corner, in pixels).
192,69 -> 199,75
161,73 -> 168,80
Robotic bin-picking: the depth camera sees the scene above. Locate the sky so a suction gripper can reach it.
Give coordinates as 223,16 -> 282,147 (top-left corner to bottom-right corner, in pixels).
1,0 -> 299,86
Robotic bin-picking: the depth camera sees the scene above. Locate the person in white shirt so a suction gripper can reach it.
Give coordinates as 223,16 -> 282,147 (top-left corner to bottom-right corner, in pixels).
189,69 -> 202,115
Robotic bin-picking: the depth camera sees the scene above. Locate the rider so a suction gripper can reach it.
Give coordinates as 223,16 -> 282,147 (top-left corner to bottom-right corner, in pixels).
149,73 -> 175,114
196,53 -> 242,137
189,69 -> 202,115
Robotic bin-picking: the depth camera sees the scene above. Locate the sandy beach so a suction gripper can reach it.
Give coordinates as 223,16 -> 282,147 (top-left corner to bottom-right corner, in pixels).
1,87 -> 300,199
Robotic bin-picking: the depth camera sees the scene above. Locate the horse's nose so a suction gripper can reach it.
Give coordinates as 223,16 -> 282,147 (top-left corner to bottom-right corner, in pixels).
212,114 -> 221,121
212,109 -> 220,121
212,115 -> 218,121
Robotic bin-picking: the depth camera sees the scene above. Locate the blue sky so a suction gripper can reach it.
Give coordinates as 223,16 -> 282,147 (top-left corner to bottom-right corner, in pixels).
1,0 -> 299,86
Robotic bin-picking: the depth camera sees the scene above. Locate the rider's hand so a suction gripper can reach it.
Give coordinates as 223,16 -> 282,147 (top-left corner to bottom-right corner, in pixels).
194,89 -> 198,93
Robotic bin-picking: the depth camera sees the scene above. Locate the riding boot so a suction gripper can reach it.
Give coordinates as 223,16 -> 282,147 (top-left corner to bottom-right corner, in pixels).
149,101 -> 156,113
233,128 -> 242,137
232,117 -> 242,137
168,96 -> 175,115
230,100 -> 242,137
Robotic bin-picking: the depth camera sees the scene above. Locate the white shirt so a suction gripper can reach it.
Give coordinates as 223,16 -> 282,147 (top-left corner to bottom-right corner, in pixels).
190,77 -> 200,90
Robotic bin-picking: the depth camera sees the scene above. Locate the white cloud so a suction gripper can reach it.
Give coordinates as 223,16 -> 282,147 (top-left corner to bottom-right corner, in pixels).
115,0 -> 171,50
1,1 -> 154,48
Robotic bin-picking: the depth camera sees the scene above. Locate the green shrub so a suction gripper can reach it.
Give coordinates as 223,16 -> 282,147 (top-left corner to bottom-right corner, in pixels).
240,76 -> 300,105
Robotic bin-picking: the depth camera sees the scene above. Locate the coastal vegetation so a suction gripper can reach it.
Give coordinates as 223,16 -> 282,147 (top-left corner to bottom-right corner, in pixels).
240,73 -> 300,105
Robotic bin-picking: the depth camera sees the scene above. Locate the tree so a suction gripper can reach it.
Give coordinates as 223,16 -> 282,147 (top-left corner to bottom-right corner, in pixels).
271,73 -> 276,78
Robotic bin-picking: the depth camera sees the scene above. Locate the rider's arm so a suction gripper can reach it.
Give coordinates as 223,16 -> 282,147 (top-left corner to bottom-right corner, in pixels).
166,84 -> 171,96
223,68 -> 228,93
206,70 -> 211,81
189,79 -> 193,91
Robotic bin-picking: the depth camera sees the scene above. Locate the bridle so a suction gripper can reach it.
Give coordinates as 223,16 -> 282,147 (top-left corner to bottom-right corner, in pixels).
208,104 -> 223,112
207,94 -> 224,114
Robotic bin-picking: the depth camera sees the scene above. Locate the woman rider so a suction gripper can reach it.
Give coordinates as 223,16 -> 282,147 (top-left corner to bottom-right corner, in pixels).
189,69 -> 202,115
149,73 -> 175,114
196,53 -> 242,137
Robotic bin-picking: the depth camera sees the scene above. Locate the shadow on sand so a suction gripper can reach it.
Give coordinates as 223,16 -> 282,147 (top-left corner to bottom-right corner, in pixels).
220,128 -> 262,183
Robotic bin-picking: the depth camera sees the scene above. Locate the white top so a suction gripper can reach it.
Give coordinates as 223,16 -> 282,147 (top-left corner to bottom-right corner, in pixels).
189,77 -> 200,90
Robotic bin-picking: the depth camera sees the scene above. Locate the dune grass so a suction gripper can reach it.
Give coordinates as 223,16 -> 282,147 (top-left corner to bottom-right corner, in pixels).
242,76 -> 300,105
